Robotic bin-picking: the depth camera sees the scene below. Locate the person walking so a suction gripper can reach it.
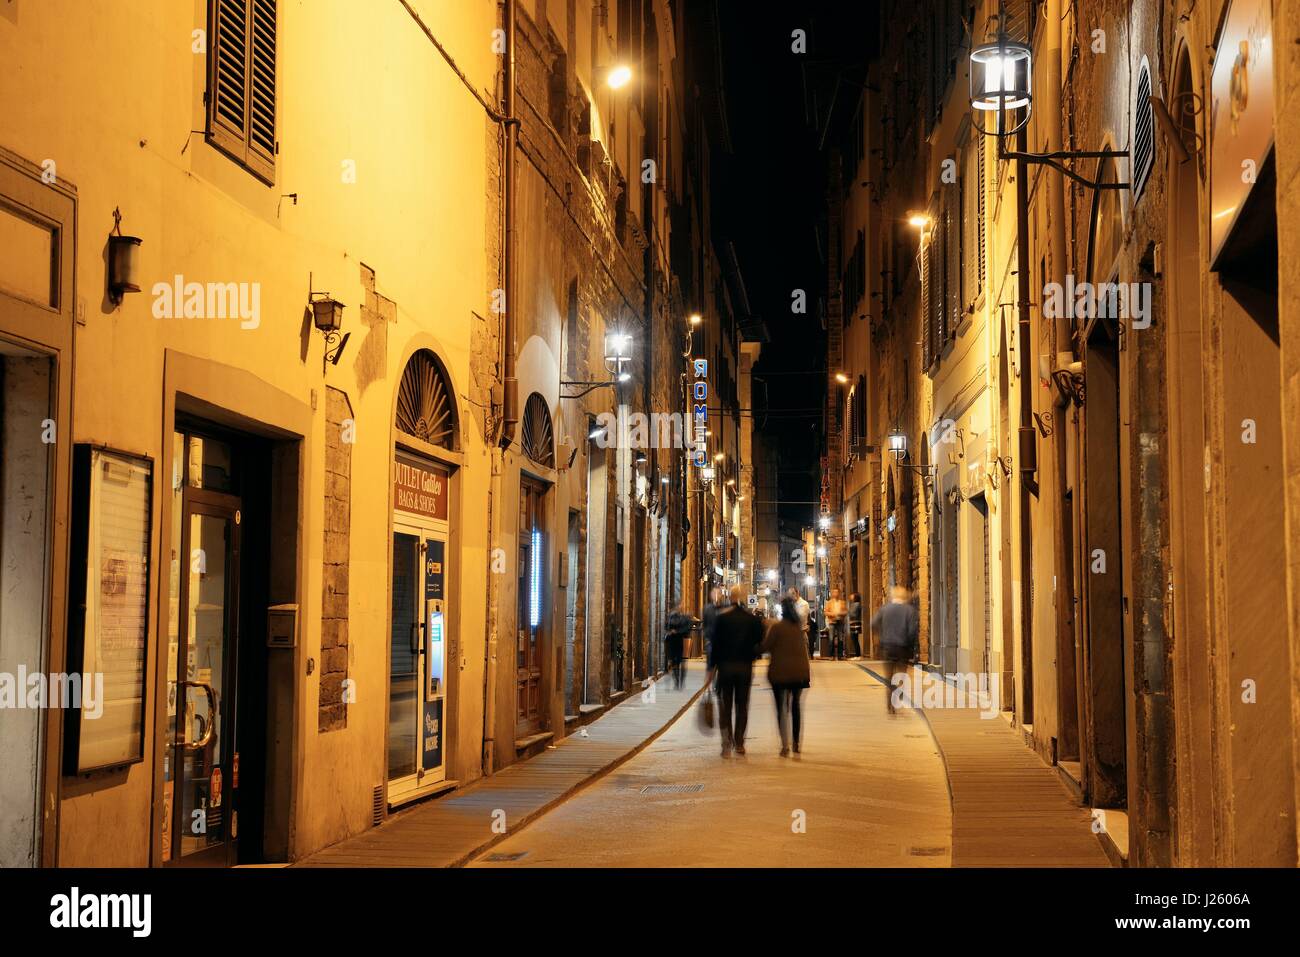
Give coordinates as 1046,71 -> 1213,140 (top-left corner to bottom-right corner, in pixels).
847,592 -> 863,658
707,584 -> 763,757
825,588 -> 848,660
664,604 -> 693,690
871,586 -> 920,714
763,596 -> 811,756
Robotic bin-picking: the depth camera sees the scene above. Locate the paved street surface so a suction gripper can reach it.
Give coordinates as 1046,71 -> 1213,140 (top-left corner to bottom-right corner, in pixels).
470,661 -> 953,867
299,667 -> 706,867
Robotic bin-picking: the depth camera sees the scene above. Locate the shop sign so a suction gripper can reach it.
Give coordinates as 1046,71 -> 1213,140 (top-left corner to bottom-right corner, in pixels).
1209,0 -> 1274,266
691,359 -> 708,466
394,453 -> 448,520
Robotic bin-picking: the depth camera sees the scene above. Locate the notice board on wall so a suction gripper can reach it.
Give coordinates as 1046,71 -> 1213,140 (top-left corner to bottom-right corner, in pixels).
64,445 -> 153,774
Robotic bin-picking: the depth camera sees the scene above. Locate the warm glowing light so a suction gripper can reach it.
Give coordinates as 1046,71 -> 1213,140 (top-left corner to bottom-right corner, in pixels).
835,372 -> 849,384
529,529 -> 542,628
607,65 -> 633,89
907,212 -> 931,229
689,313 -> 702,326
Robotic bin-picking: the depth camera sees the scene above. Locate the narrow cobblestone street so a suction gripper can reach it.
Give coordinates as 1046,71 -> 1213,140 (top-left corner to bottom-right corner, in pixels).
458,660 -> 1106,868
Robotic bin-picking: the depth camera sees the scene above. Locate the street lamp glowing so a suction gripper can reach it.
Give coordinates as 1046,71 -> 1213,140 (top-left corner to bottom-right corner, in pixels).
607,65 -> 633,90
604,330 -> 633,366
714,453 -> 724,463
617,371 -> 631,383
818,515 -> 830,531
888,429 -> 908,460
906,211 -> 931,230
969,38 -> 1032,114
835,372 -> 849,384
689,313 -> 703,326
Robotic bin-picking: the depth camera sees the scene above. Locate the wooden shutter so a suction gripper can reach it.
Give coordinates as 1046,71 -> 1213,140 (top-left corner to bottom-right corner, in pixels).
945,190 -> 961,341
207,0 -> 276,184
976,133 -> 986,292
920,242 -> 932,370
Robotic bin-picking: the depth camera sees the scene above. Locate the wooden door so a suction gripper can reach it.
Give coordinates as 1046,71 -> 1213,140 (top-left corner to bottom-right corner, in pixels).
517,479 -> 546,734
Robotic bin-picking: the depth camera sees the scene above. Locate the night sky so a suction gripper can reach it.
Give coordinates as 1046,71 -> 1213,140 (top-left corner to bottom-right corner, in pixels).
711,0 -> 877,528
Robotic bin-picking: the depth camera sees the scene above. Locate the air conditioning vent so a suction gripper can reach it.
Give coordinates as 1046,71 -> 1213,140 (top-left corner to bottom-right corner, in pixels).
1132,57 -> 1156,202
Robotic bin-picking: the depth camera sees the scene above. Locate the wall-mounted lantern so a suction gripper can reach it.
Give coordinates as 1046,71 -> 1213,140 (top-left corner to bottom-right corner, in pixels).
107,208 -> 142,306
563,328 -> 634,398
968,32 -> 1032,134
888,429 -> 908,460
309,275 -> 348,370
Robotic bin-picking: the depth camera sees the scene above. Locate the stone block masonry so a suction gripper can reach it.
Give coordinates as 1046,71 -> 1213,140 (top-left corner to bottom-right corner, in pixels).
320,386 -> 354,733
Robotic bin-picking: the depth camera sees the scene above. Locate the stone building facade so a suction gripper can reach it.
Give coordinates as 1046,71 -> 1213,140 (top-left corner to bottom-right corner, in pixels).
0,0 -> 734,867
829,0 -> 1300,867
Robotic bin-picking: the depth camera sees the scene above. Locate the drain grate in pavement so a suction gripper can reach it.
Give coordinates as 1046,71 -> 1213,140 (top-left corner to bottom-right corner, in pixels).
640,783 -> 705,795
485,851 -> 529,862
907,846 -> 946,856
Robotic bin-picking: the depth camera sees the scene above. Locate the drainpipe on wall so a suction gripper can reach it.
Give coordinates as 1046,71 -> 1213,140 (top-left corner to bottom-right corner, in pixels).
1014,123 -> 1037,724
1043,0 -> 1069,731
499,0 -> 520,452
484,0 -> 519,776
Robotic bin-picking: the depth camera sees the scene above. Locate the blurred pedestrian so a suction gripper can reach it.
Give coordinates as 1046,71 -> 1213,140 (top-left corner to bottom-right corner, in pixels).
871,586 -> 920,715
707,584 -> 763,757
701,586 -> 725,663
763,596 -> 811,756
664,604 -> 693,690
848,592 -> 863,658
825,588 -> 848,659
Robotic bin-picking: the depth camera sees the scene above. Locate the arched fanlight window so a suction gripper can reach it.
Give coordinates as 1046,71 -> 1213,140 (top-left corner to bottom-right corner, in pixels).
396,349 -> 458,449
520,392 -> 554,468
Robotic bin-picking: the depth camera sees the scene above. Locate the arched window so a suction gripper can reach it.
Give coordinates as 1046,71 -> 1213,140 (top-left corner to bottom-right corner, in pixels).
396,349 -> 458,449
520,392 -> 554,468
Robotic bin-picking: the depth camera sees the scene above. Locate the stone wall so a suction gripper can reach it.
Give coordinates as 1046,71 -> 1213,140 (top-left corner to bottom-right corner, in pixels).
319,386 -> 353,733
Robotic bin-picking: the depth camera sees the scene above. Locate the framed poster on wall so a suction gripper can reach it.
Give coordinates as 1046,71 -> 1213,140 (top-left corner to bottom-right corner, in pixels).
64,445 -> 153,775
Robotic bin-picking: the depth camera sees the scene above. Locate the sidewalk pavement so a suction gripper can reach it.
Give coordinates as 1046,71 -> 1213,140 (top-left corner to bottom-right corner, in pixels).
297,665 -> 706,868
859,661 -> 1111,867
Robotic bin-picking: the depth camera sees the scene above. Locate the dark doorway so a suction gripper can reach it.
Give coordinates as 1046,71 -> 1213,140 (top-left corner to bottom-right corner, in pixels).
164,422 -> 273,867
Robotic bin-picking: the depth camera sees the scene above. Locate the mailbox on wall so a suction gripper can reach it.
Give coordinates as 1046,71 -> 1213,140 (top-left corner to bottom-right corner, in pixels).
267,604 -> 299,648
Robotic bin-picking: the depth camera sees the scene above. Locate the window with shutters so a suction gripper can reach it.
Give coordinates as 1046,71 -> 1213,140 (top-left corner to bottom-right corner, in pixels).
944,184 -> 961,341
207,0 -> 277,185
963,132 -> 986,303
920,241 -> 932,371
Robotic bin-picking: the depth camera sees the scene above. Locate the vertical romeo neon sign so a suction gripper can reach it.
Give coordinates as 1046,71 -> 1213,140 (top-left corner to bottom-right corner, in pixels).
692,358 -> 708,466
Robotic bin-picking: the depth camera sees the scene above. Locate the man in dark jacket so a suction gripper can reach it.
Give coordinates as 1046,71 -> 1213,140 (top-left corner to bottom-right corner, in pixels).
707,585 -> 764,756
871,586 -> 920,714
